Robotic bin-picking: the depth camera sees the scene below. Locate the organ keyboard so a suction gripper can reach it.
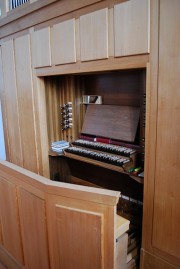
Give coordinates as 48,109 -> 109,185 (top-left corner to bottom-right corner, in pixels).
64,139 -> 137,174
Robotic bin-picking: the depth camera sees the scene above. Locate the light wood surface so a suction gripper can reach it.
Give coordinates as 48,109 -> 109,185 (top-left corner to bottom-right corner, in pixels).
53,204 -> 102,269
31,27 -> 51,67
116,215 -> 130,239
14,34 -> 38,173
116,233 -> 128,269
1,0 -> 180,268
1,40 -> 23,166
0,246 -> 23,269
152,0 -> 180,260
33,77 -> 50,177
47,195 -> 115,269
0,160 -> 129,269
0,47 -> 9,160
141,0 -> 159,253
0,0 -> 105,40
0,178 -> 23,265
80,8 -> 108,61
36,54 -> 149,77
108,8 -> 114,57
141,0 -> 180,268
0,218 -> 2,245
18,188 -> 49,269
52,19 -> 76,65
141,250 -> 180,269
114,0 -> 150,57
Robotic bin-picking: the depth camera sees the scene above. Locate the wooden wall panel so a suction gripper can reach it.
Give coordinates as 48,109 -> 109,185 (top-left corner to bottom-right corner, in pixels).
47,195 -> 116,269
55,205 -> 102,269
0,47 -> 9,161
0,177 -> 23,265
0,217 -> 2,245
45,77 -> 61,145
141,250 -> 180,269
114,0 -> 150,57
52,19 -> 76,65
18,188 -> 49,269
1,40 -> 23,166
152,0 -> 180,261
14,34 -> 38,173
80,8 -> 108,61
33,77 -> 50,177
31,27 -> 51,68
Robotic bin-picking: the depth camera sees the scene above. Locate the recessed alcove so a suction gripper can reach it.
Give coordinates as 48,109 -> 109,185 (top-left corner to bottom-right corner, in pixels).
43,68 -> 146,208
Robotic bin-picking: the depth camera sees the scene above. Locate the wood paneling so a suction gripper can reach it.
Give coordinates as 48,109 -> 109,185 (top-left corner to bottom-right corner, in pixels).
0,245 -> 23,269
0,160 -> 125,269
80,8 -> 108,61
83,70 -> 143,106
0,47 -> 9,160
31,27 -> 51,67
0,218 -> 2,245
33,77 -> 49,177
55,205 -> 102,269
0,0 -> 103,39
152,0 -> 180,261
141,250 -> 180,269
14,34 -> 38,173
141,0 -> 159,254
108,8 -> 114,57
52,19 -> 76,65
36,54 -> 149,77
18,188 -> 49,269
0,178 -> 23,265
1,40 -> 23,166
47,195 -> 116,269
114,0 -> 150,57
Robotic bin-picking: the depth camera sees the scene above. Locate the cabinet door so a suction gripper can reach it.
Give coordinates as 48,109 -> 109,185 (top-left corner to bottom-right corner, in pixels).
47,195 -> 116,269
80,8 -> 108,61
31,27 -> 51,68
114,0 -> 150,57
52,19 -> 76,65
1,40 -> 23,166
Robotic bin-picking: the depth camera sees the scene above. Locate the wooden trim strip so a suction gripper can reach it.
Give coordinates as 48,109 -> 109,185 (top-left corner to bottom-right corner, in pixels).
36,55 -> 149,77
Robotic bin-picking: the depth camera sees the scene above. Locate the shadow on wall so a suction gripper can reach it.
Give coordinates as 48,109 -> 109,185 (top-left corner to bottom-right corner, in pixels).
0,100 -> 6,160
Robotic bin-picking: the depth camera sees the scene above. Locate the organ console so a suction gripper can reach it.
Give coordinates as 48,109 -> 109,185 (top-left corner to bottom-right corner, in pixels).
48,70 -> 146,267
63,102 -> 143,181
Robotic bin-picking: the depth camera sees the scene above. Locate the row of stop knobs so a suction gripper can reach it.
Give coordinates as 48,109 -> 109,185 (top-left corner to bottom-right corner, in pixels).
60,102 -> 73,131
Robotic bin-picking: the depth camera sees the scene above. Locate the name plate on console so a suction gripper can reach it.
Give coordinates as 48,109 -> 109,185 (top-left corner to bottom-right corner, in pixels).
82,105 -> 140,143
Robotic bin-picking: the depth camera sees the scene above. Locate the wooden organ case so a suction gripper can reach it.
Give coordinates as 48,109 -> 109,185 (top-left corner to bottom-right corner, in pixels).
47,69 -> 146,267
